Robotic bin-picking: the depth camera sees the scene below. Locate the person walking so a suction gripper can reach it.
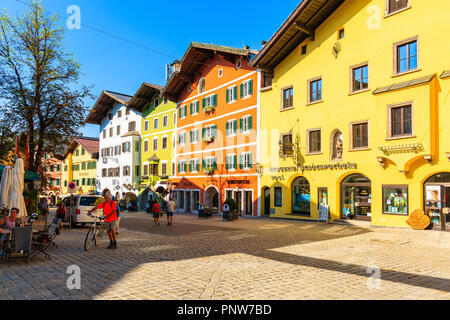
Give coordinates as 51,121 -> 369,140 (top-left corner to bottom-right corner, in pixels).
55,201 -> 67,230
38,198 -> 49,217
115,199 -> 121,235
166,197 -> 176,226
87,192 -> 118,249
152,200 -> 161,227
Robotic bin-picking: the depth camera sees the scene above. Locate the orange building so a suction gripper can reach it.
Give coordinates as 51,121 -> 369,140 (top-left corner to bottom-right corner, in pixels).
163,43 -> 261,216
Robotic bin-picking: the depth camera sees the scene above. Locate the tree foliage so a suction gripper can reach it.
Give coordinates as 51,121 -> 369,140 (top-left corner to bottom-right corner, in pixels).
0,1 -> 92,171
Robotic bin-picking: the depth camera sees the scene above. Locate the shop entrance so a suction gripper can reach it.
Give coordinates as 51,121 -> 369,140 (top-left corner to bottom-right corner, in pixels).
292,177 -> 311,216
186,191 -> 191,213
205,186 -> 219,213
244,191 -> 253,216
341,174 -> 372,221
235,191 -> 242,216
424,172 -> 450,231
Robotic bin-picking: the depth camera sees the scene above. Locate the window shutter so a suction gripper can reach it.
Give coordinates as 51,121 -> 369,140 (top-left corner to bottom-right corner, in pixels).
179,107 -> 182,118
225,157 -> 229,170
213,158 -> 217,171
202,159 -> 206,169
213,125 -> 217,138
248,116 -> 253,131
202,127 -> 206,139
234,155 -> 237,169
189,161 -> 192,172
190,103 -> 193,115
184,162 -> 187,173
196,161 -> 200,172
196,102 -> 199,113
249,80 -> 253,95
248,153 -> 253,168
239,155 -> 244,169
234,120 -> 238,134
226,122 -> 229,135
202,98 -> 206,110
240,84 -> 244,98
213,94 -> 217,107
240,118 -> 244,132
226,89 -> 229,103
234,86 -> 238,100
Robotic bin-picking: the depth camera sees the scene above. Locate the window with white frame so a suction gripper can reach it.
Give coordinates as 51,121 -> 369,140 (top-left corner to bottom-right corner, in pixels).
226,120 -> 238,136
226,154 -> 237,171
203,157 -> 216,170
240,116 -> 253,133
203,125 -> 217,141
154,118 -> 159,129
190,129 -> 199,143
179,105 -> 187,119
162,136 -> 168,150
240,80 -> 253,98
143,140 -> 149,152
153,138 -> 158,151
179,132 -> 187,145
189,159 -> 200,173
226,86 -> 237,103
179,160 -> 187,173
204,95 -> 216,108
240,152 -> 252,170
190,101 -> 199,115
163,115 -> 168,127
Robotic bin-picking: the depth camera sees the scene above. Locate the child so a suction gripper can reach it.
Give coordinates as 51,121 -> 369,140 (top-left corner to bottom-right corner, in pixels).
152,201 -> 161,227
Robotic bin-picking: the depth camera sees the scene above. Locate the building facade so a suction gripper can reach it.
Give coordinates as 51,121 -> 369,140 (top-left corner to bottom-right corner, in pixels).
85,91 -> 142,202
41,153 -> 63,205
251,0 -> 450,230
128,83 -> 177,209
61,137 -> 99,195
163,43 -> 261,216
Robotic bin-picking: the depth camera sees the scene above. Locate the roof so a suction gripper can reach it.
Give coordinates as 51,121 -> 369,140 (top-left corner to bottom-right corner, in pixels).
162,42 -> 259,101
62,137 -> 99,159
0,165 -> 41,181
85,90 -> 133,125
250,0 -> 345,70
440,70 -> 450,79
373,74 -> 435,95
127,83 -> 164,113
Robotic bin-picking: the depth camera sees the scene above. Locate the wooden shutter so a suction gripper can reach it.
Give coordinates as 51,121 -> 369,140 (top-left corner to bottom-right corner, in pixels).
184,162 -> 187,173
248,116 -> 253,131
249,80 -> 253,95
189,161 -> 192,172
248,153 -> 253,168
240,118 -> 243,132
202,159 -> 206,169
234,155 -> 237,169
240,84 -> 244,98
213,94 -> 217,107
202,98 -> 206,110
213,158 -> 217,171
190,103 -> 193,115
213,125 -> 217,138
239,155 -> 244,169
226,89 -> 229,103
234,86 -> 238,100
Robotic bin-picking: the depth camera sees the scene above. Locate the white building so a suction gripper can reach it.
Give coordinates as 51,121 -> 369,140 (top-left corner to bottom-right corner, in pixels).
85,91 -> 142,202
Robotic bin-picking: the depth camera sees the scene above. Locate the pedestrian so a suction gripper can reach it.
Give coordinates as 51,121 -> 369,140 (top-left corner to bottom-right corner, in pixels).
166,197 -> 176,226
55,201 -> 66,230
115,199 -> 121,235
152,200 -> 161,227
38,198 -> 49,216
146,200 -> 152,214
87,191 -> 118,249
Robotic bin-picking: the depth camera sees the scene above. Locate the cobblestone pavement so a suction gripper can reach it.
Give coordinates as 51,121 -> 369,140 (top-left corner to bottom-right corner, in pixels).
0,211 -> 449,300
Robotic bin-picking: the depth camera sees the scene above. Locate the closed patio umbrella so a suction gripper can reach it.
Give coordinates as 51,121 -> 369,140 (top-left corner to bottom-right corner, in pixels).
8,159 -> 27,218
0,166 -> 13,211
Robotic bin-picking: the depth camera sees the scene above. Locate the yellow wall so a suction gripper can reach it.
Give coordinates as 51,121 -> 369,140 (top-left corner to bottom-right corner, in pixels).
259,0 -> 450,228
62,144 -> 97,195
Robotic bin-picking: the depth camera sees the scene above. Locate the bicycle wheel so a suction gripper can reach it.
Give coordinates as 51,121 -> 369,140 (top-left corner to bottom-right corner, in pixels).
95,226 -> 109,248
84,228 -> 97,251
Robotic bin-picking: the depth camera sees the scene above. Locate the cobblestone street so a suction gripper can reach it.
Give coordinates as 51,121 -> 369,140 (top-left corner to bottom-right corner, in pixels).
0,212 -> 449,300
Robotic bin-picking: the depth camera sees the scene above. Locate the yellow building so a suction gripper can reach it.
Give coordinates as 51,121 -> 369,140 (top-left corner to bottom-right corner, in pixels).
127,83 -> 177,208
251,0 -> 450,230
61,137 -> 99,195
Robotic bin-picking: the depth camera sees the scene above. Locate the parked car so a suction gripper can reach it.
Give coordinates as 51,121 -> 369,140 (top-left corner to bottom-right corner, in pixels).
62,194 -> 103,226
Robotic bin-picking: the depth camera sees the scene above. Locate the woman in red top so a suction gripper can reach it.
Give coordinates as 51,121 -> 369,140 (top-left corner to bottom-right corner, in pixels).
88,192 -> 118,249
152,201 -> 161,227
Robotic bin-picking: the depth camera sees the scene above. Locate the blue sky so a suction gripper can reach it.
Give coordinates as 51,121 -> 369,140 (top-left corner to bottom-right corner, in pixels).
2,0 -> 301,137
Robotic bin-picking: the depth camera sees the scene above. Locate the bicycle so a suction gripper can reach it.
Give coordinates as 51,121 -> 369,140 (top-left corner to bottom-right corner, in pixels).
84,214 -> 107,251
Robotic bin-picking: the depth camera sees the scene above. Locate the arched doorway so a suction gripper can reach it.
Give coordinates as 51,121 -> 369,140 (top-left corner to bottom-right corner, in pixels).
341,174 -> 372,221
292,177 -> 311,216
204,186 -> 219,213
140,189 -> 149,210
263,187 -> 271,216
424,172 -> 450,231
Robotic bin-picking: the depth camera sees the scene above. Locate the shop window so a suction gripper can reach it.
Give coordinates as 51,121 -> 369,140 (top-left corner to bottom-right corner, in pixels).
292,177 -> 311,216
274,187 -> 282,207
388,103 -> 413,138
383,185 -> 408,215
424,173 -> 450,230
331,130 -> 344,160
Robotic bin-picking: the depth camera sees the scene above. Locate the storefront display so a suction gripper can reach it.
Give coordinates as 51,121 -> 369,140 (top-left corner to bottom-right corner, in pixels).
424,173 -> 450,230
292,177 -> 310,215
383,186 -> 408,215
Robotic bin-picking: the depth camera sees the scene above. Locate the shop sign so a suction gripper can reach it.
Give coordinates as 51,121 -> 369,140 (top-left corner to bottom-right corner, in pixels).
228,180 -> 250,185
269,162 -> 357,174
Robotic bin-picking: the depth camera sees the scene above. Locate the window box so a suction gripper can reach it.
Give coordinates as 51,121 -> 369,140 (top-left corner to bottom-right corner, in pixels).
204,105 -> 215,113
203,136 -> 215,143
202,167 -> 215,175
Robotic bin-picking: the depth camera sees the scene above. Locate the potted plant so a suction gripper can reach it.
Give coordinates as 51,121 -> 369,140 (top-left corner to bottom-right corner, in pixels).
224,198 -> 238,221
202,167 -> 215,175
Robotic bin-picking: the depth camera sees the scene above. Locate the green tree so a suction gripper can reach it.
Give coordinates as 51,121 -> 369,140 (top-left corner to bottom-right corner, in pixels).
0,115 -> 15,164
0,1 -> 92,171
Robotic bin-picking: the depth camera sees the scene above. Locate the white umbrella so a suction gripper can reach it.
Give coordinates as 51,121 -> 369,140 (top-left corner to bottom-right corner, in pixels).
8,159 -> 27,218
0,165 -> 13,210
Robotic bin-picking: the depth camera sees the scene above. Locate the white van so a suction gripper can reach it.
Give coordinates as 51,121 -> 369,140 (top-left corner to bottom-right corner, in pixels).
63,194 -> 103,226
